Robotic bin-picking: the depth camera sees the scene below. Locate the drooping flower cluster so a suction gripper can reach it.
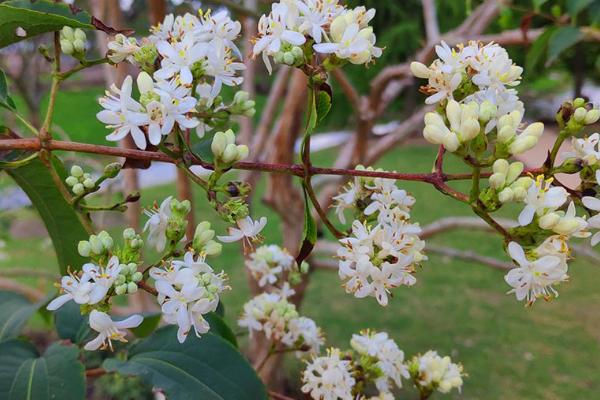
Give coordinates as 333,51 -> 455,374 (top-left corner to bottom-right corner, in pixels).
151,251 -> 230,343
238,292 -> 323,357
302,330 -> 464,399
253,0 -> 381,73
99,11 -> 251,149
334,169 -> 426,306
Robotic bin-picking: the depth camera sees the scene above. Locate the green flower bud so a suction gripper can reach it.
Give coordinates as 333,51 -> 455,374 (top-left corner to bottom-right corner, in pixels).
131,272 -> 143,282
291,46 -> 304,59
585,109 -> 600,125
74,28 -> 86,42
72,183 -> 85,195
104,162 -> 122,178
273,52 -> 284,64
498,188 -> 513,203
89,235 -> 104,254
130,238 -> 144,249
127,263 -> 138,274
233,91 -> 249,104
489,173 -> 505,189
78,240 -> 91,257
60,39 -> 74,55
133,43 -> 159,73
300,261 -> 310,274
573,98 -> 586,108
136,71 -> 154,94
283,52 -> 295,65
115,274 -> 127,285
65,176 -> 78,186
70,165 -> 84,178
573,107 -> 587,123
127,282 -> 138,294
244,107 -> 256,118
506,162 -> 524,184
123,228 -> 136,240
211,131 -> 228,157
221,143 -> 239,163
203,240 -> 222,256
61,26 -> 74,40
83,178 -> 94,189
235,145 -> 249,161
115,284 -> 128,296
72,38 -> 85,53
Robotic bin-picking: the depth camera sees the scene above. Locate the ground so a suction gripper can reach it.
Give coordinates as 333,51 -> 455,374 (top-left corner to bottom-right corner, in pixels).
1,88 -> 599,399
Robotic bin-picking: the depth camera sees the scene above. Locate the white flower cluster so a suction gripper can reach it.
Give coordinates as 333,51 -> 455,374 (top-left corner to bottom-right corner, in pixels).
151,251 -> 230,343
253,0 -> 381,73
246,244 -> 295,287
564,132 -> 600,165
302,330 -> 462,399
408,350 -> 465,395
100,10 -> 247,149
334,172 -> 425,306
238,292 -> 323,357
350,330 -> 409,395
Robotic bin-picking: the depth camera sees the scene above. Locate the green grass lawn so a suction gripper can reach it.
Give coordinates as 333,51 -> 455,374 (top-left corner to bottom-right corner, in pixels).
2,143 -> 599,399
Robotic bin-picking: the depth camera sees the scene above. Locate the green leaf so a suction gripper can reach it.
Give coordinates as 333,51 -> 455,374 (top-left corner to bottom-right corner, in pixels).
566,0 -> 594,16
0,0 -> 93,49
546,26 -> 583,66
315,89 -> 332,125
54,301 -> 91,345
525,27 -> 556,74
191,133 -> 215,163
296,184 -> 318,265
204,312 -> 237,347
129,312 -> 162,338
103,326 -> 267,400
0,68 -> 15,110
3,155 -> 90,274
0,340 -> 85,400
533,0 -> 549,12
0,290 -> 38,342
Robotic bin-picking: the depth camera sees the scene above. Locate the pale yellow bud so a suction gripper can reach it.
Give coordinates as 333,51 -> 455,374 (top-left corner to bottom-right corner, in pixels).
136,72 -> 154,94
489,173 -> 506,189
493,159 -> 509,175
410,62 -> 430,78
539,213 -> 560,230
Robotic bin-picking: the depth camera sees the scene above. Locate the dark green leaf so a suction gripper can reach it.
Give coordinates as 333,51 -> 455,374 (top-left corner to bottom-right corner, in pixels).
54,301 -> 91,345
546,26 -> 583,66
103,326 -> 267,400
533,0 -> 549,12
204,312 -> 237,347
0,340 -> 85,400
567,0 -> 594,16
0,68 -> 15,110
525,27 -> 556,74
191,134 -> 215,163
215,300 -> 225,317
315,90 -> 332,125
129,312 -> 161,338
0,290 -> 37,342
296,184 -> 317,265
4,155 -> 90,274
0,0 -> 93,49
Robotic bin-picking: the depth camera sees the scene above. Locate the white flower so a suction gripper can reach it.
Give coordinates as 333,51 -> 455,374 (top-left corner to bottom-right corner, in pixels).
47,273 -> 94,310
204,40 -> 245,97
253,2 -> 306,73
195,9 -> 242,57
281,316 -> 324,357
297,0 -> 343,43
107,34 -> 140,63
144,196 -> 172,252
155,34 -> 207,84
563,133 -> 600,165
246,244 -> 295,287
301,348 -> 356,400
97,76 -> 151,150
518,176 -> 568,227
582,170 -> 600,245
504,241 -> 567,304
82,255 -> 123,304
217,216 -> 267,244
468,42 -> 523,89
313,16 -> 381,65
412,350 -> 464,394
84,310 -> 143,351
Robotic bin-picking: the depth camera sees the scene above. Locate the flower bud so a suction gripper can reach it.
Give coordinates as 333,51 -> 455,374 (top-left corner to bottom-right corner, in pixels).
89,235 -> 104,254
72,38 -> 85,53
203,240 -> 222,256
137,71 -> 154,94
283,52 -> 295,65
585,109 -> 600,125
72,183 -> 85,195
493,159 -> 509,175
522,122 -> 544,138
98,231 -> 113,250
224,129 -> 236,145
410,61 -> 430,78
573,107 -> 587,123
509,135 -> 538,155
442,132 -> 460,152
497,126 -> 515,143
300,261 -> 310,274
291,46 -> 303,59
61,26 -> 74,40
512,186 -> 527,202
103,162 -> 122,178
423,125 -> 445,144
479,101 -> 497,123
460,118 -> 480,141
65,176 -> 78,186
74,28 -> 86,42
83,178 -> 94,189
235,144 -> 249,161
498,188 -> 514,203
489,173 -> 505,189
131,272 -> 143,282
539,212 -> 560,230
446,100 -> 461,130
211,131 -> 228,157
70,165 -> 84,178
221,143 -> 239,163
506,162 -> 524,184
115,284 -> 128,296
78,240 -> 91,257
127,282 -> 138,294
60,39 -> 74,55
273,52 -> 284,64
553,218 -> 581,235
115,274 -> 126,285
573,98 -> 586,108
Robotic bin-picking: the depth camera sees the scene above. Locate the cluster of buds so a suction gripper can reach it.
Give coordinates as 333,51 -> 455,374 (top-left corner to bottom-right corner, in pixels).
114,228 -> 144,265
78,231 -> 113,262
192,221 -> 222,256
113,262 -> 143,295
495,111 -> 544,156
558,97 -> 600,129
59,26 -> 86,57
272,44 -> 305,67
481,159 -> 532,207
211,129 -> 249,166
407,351 -> 465,397
65,165 -> 94,195
229,91 -> 256,118
423,100 -> 483,152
